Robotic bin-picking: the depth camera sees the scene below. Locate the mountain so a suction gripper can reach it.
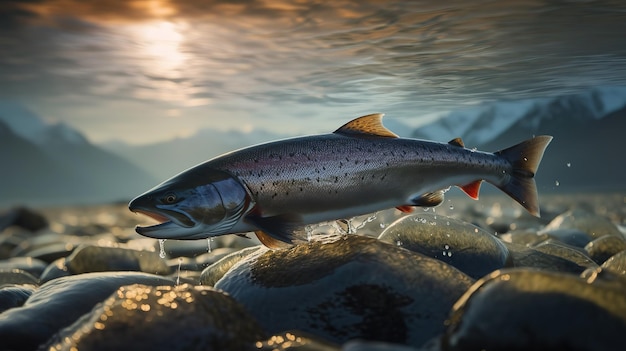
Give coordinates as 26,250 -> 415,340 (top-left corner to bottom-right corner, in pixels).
412,86 -> 626,191
0,103 -> 158,206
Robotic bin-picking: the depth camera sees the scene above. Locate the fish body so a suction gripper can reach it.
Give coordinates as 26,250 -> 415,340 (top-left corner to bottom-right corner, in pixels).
129,114 -> 552,248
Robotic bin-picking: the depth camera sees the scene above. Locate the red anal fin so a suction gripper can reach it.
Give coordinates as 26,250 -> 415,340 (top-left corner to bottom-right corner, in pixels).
458,180 -> 482,200
395,205 -> 414,213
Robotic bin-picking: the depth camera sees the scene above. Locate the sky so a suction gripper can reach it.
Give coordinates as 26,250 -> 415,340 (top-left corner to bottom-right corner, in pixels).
2,0 -> 626,145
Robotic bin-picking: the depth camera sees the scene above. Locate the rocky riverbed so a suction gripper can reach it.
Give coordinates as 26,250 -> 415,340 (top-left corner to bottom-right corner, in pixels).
0,192 -> 625,350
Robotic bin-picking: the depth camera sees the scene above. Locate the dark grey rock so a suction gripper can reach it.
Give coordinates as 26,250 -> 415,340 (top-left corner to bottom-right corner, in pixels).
378,213 -> 511,279
0,272 -> 174,350
504,242 -> 590,274
215,235 -> 474,347
444,269 -> 626,351
0,257 -> 47,278
66,245 -> 171,275
543,209 -> 622,239
199,246 -> 262,286
0,285 -> 36,313
601,250 -> 626,275
45,284 -> 265,351
0,207 -> 48,232
39,258 -> 70,283
537,228 -> 593,248
0,269 -> 39,286
585,235 -> 626,265
532,240 -> 598,269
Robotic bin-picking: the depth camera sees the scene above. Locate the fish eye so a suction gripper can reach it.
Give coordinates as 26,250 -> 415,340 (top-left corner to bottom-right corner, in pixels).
163,193 -> 177,204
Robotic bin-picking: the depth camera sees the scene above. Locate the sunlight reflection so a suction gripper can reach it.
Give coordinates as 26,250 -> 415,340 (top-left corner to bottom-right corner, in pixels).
131,20 -> 187,77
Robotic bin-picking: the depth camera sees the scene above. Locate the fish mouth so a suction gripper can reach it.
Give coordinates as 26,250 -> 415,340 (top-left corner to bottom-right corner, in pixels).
130,207 -> 196,238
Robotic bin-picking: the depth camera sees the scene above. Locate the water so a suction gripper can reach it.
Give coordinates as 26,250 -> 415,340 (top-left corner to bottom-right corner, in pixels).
158,239 -> 167,259
2,0 -> 626,146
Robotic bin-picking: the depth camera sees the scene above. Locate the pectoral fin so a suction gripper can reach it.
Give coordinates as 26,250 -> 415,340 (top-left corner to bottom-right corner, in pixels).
253,231 -> 294,249
245,213 -> 303,248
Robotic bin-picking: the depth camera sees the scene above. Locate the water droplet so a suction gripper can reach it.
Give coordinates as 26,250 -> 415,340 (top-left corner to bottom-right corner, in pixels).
567,162 -> 571,168
207,238 -> 212,253
444,244 -> 450,250
396,240 -> 403,246
447,251 -> 452,257
555,180 -> 560,186
379,222 -> 386,229
176,257 -> 182,286
449,204 -> 454,210
158,239 -> 166,259
523,157 -> 528,161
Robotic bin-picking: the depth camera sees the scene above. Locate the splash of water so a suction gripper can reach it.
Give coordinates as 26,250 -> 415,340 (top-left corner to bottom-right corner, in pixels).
158,239 -> 167,259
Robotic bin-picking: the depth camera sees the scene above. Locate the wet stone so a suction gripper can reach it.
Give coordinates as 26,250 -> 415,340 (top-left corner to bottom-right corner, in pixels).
66,244 -> 171,275
46,284 -> 266,351
504,242 -> 590,274
532,240 -> 598,269
256,331 -> 339,351
601,250 -> 626,275
0,272 -> 174,351
0,207 -> 48,232
444,268 -> 626,351
0,285 -> 36,313
0,257 -> 48,278
215,235 -> 474,347
584,235 -> 626,265
199,246 -> 262,286
39,258 -> 71,283
194,247 -> 242,268
497,230 -> 550,246
537,228 -> 593,248
0,269 -> 39,286
544,209 -> 622,239
378,213 -> 511,279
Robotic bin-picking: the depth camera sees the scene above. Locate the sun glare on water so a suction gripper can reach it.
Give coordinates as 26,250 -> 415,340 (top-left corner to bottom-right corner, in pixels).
131,20 -> 187,77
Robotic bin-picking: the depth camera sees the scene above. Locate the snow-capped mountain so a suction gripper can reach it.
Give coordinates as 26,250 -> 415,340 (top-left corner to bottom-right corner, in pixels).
412,86 -> 626,146
412,86 -> 626,191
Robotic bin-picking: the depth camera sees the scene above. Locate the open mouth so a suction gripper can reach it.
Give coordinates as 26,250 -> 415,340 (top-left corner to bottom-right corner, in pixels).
131,208 -> 195,235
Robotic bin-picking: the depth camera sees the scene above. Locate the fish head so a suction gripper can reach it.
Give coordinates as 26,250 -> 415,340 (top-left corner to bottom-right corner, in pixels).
129,168 -> 250,240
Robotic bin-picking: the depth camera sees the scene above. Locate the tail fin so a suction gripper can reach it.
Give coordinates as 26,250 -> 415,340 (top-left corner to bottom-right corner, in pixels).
494,135 -> 553,217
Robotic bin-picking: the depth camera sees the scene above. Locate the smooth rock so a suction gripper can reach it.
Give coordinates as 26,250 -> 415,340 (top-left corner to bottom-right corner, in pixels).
0,269 -> 39,286
378,213 -> 511,279
65,245 -> 171,275
0,207 -> 48,232
536,228 -> 593,248
504,242 -> 590,274
544,209 -> 622,238
39,258 -> 71,283
0,285 -> 36,313
0,272 -> 174,350
601,250 -> 626,275
215,235 -> 474,347
532,240 -> 598,269
255,331 -> 339,351
45,284 -> 265,351
0,257 -> 48,278
584,235 -> 626,264
199,246 -> 262,286
497,230 -> 549,246
443,268 -> 626,351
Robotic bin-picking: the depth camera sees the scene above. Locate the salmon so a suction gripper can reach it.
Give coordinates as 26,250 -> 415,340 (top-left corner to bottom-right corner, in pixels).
129,114 -> 552,248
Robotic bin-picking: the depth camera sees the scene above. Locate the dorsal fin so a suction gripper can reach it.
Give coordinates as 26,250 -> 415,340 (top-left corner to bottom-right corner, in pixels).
448,137 -> 465,147
334,113 -> 398,138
